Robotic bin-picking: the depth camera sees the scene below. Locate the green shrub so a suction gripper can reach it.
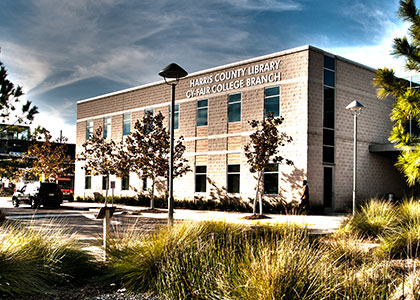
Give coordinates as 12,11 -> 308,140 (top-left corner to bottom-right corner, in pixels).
0,221 -> 99,297
340,198 -> 398,239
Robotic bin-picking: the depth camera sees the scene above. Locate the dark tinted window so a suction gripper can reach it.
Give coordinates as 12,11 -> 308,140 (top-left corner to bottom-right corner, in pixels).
324,70 -> 335,87
323,87 -> 335,129
323,146 -> 334,164
323,129 -> 335,146
324,56 -> 335,70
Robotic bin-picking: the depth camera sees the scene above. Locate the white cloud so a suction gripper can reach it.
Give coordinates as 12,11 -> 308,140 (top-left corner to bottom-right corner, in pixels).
0,41 -> 52,93
324,21 -> 412,78
226,0 -> 302,11
32,104 -> 76,144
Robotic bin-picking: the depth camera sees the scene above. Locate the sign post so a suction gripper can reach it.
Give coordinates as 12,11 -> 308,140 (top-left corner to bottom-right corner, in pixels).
96,206 -> 116,261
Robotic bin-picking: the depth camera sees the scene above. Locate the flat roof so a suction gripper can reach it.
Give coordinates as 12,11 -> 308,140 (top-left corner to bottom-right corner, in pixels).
77,45 -> 376,104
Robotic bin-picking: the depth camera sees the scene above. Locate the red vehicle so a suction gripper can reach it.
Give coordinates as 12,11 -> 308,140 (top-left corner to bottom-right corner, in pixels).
56,178 -> 74,201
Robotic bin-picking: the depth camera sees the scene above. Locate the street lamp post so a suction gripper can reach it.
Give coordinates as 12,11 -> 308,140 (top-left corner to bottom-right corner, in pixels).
345,100 -> 366,215
159,63 -> 188,225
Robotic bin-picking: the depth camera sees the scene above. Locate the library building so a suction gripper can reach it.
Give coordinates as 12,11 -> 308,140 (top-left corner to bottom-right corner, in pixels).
75,45 -> 407,211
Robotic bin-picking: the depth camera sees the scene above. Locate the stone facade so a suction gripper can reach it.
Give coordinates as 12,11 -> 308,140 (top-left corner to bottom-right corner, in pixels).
75,45 -> 407,211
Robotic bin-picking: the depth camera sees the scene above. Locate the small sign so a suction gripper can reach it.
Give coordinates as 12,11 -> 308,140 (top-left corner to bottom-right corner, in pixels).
110,181 -> 115,189
96,206 -> 116,219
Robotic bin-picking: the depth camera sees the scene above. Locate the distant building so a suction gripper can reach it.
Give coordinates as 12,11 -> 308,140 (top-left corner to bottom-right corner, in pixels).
75,45 -> 407,211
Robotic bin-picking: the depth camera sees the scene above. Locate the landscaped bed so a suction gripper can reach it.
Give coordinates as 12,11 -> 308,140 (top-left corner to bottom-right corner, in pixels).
2,198 -> 420,299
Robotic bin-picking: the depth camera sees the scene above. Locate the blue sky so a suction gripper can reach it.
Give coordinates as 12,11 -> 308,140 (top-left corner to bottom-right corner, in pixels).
0,0 -> 411,142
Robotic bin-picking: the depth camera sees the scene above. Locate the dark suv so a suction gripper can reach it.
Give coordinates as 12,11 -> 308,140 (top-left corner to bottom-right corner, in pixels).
12,182 -> 63,208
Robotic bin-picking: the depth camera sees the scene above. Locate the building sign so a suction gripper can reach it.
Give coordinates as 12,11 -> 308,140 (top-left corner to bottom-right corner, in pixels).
186,60 -> 281,98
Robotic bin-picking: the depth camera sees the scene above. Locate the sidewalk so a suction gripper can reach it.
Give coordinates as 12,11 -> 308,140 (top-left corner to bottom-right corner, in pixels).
0,197 -> 347,234
65,201 -> 347,234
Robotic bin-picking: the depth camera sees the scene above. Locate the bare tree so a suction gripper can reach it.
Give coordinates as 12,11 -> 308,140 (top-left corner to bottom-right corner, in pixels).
244,113 -> 293,215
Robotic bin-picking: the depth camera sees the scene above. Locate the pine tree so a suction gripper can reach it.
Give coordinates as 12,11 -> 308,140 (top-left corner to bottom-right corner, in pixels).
0,60 -> 38,127
374,0 -> 420,186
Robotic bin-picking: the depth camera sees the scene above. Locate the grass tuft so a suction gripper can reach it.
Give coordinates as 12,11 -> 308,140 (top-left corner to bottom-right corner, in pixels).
0,220 -> 98,297
340,198 -> 398,239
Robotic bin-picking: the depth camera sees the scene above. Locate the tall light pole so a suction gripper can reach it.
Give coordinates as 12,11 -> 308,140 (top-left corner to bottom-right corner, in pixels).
345,100 -> 366,215
159,63 -> 188,225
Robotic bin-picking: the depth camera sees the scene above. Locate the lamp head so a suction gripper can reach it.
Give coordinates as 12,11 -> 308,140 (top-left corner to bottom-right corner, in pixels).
159,63 -> 188,79
346,100 -> 366,111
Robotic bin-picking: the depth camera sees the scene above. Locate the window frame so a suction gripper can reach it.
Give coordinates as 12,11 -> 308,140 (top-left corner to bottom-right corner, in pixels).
228,93 -> 242,123
84,170 -> 92,190
169,104 -> 180,130
103,116 -> 111,139
227,164 -> 240,194
264,86 -> 280,118
195,165 -> 207,193
196,99 -> 209,127
121,176 -> 129,191
123,112 -> 131,136
263,163 -> 279,195
86,120 -> 93,140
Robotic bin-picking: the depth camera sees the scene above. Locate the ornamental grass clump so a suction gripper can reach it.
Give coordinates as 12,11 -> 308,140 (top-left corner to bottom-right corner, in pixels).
0,221 -> 97,298
340,198 -> 398,239
375,199 -> 420,258
107,221 -> 399,299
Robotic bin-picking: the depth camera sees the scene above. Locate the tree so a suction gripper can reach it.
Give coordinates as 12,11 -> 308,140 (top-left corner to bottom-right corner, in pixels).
374,0 -> 420,186
24,130 -> 74,181
77,127 -> 118,202
0,60 -> 38,128
244,113 -> 293,215
125,111 -> 190,209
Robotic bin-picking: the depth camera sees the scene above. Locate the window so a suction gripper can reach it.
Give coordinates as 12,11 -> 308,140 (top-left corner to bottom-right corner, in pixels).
197,99 -> 208,126
86,120 -> 93,140
142,179 -> 147,191
123,113 -> 131,136
104,116 -> 111,138
85,171 -> 91,190
324,55 -> 335,71
195,165 -> 207,192
323,166 -> 334,208
144,109 -> 154,117
122,176 -> 129,190
169,104 -> 179,130
263,164 -> 278,194
264,87 -> 280,117
228,93 -> 241,123
323,55 -> 336,166
102,176 -> 108,190
227,164 -> 240,193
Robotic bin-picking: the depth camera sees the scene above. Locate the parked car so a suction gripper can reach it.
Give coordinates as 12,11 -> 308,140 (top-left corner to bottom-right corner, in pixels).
12,182 -> 63,208
56,178 -> 74,202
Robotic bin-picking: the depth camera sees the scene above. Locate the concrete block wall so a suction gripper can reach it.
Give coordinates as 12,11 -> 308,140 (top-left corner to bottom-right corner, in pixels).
76,48 -> 311,204
75,47 -> 312,203
308,47 -> 407,211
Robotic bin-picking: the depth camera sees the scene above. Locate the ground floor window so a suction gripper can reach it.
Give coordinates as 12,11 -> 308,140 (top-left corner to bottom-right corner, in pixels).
227,164 -> 240,193
142,178 -> 147,191
85,173 -> 91,190
195,166 -> 207,193
102,176 -> 108,190
263,164 -> 278,194
323,166 -> 334,208
122,176 -> 129,190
